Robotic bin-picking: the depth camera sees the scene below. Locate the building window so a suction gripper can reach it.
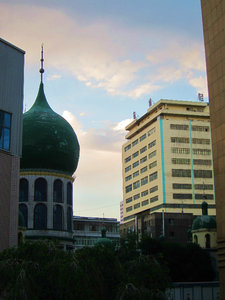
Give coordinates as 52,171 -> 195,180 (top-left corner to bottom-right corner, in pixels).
140,146 -> 147,154
150,195 -> 158,203
205,234 -> 210,248
19,204 -> 28,228
141,176 -> 148,186
125,184 -> 132,193
171,147 -> 190,154
19,178 -> 29,202
172,158 -> 190,165
192,138 -> 210,145
192,125 -> 209,132
173,193 -> 192,199
149,150 -> 156,159
53,205 -> 63,230
194,170 -> 212,178
172,169 -> 191,177
125,144 -> 131,152
192,149 -> 211,155
67,207 -> 72,231
132,151 -> 139,158
140,133 -> 146,141
140,156 -> 147,164
34,203 -> 47,229
195,194 -> 214,200
141,166 -> 147,173
134,203 -> 140,209
194,235 -> 198,244
193,159 -> 211,166
0,110 -> 11,151
148,127 -> 156,136
125,156 -> 131,163
141,190 -> 148,197
149,161 -> 157,169
173,183 -> 192,189
126,206 -> 133,212
133,171 -> 139,178
125,165 -> 131,172
34,178 -> 47,201
133,180 -> 140,190
142,200 -> 149,206
67,182 -> 72,205
53,179 -> 63,203
150,185 -> 158,193
170,124 -> 188,130
134,194 -> 140,200
194,184 -> 213,190
132,139 -> 138,147
171,137 -> 189,143
148,140 -> 156,149
125,175 -> 132,181
149,171 -> 158,182
133,161 -> 139,168
126,197 -> 132,204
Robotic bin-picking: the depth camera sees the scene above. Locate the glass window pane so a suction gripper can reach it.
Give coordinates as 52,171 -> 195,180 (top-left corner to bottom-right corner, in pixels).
3,128 -> 10,150
4,113 -> 11,128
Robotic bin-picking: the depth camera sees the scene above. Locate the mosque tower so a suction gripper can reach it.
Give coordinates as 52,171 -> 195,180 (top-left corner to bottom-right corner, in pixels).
19,47 -> 80,249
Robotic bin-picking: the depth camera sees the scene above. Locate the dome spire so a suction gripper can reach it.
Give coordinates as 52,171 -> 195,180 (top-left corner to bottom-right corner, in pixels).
39,43 -> 44,83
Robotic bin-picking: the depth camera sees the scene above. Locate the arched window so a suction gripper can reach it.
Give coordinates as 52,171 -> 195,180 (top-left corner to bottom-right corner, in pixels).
19,203 -> 28,228
67,207 -> 72,231
67,182 -> 72,205
205,234 -> 211,248
34,204 -> 47,229
53,179 -> 63,203
34,178 -> 47,201
194,235 -> 198,244
19,178 -> 28,202
53,205 -> 63,230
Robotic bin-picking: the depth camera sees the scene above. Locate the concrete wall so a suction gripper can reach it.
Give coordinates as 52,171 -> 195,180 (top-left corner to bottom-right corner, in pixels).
0,38 -> 24,251
201,1 -> 225,298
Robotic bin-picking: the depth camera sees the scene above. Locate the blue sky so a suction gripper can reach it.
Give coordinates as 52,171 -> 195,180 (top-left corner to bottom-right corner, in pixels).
0,0 -> 207,220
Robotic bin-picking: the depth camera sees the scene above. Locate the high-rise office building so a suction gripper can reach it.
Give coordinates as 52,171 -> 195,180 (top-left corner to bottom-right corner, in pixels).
0,38 -> 24,251
122,100 -> 216,226
201,0 -> 225,297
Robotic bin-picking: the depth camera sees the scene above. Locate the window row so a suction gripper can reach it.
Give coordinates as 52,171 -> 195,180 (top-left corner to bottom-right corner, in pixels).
125,172 -> 158,193
173,194 -> 214,200
125,144 -> 156,164
19,178 -> 73,204
126,195 -> 159,212
19,203 -> 73,231
125,186 -> 158,204
172,169 -> 212,178
170,124 -> 209,132
172,158 -> 211,166
173,183 -> 213,190
171,147 -> 211,155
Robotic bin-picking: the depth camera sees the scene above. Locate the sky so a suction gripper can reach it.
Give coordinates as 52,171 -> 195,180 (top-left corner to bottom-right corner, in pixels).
0,0 -> 207,220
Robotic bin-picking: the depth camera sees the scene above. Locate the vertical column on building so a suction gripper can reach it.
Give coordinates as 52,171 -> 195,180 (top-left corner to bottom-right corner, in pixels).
160,118 -> 166,210
189,120 -> 195,204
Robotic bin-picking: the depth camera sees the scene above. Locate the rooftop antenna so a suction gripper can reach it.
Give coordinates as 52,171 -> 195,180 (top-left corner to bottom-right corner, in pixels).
39,43 -> 44,82
198,93 -> 204,102
149,98 -> 152,107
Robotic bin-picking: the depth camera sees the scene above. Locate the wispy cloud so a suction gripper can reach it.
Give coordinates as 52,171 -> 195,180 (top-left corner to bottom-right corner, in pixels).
46,74 -> 62,81
0,3 -> 207,99
62,110 -> 127,216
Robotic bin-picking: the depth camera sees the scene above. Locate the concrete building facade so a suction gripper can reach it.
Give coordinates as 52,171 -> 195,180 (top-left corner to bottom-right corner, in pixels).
0,38 -> 24,251
73,216 -> 120,250
122,100 -> 216,229
201,0 -> 225,297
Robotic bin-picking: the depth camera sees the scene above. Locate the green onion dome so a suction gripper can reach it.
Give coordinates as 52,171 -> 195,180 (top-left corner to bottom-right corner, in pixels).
192,202 -> 216,231
20,83 -> 80,176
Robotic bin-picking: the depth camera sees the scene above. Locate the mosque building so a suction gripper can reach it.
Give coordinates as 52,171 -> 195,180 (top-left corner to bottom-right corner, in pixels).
19,48 -> 80,250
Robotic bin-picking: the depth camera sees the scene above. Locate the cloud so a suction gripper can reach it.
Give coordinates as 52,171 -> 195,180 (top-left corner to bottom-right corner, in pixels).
0,2 -> 207,99
62,110 -> 128,218
47,74 -> 62,81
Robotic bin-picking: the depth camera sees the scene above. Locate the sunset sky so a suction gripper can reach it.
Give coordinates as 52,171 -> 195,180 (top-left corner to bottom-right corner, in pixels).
0,0 -> 207,220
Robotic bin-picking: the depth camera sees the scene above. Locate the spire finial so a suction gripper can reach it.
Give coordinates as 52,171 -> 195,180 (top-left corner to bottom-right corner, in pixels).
39,43 -> 44,82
